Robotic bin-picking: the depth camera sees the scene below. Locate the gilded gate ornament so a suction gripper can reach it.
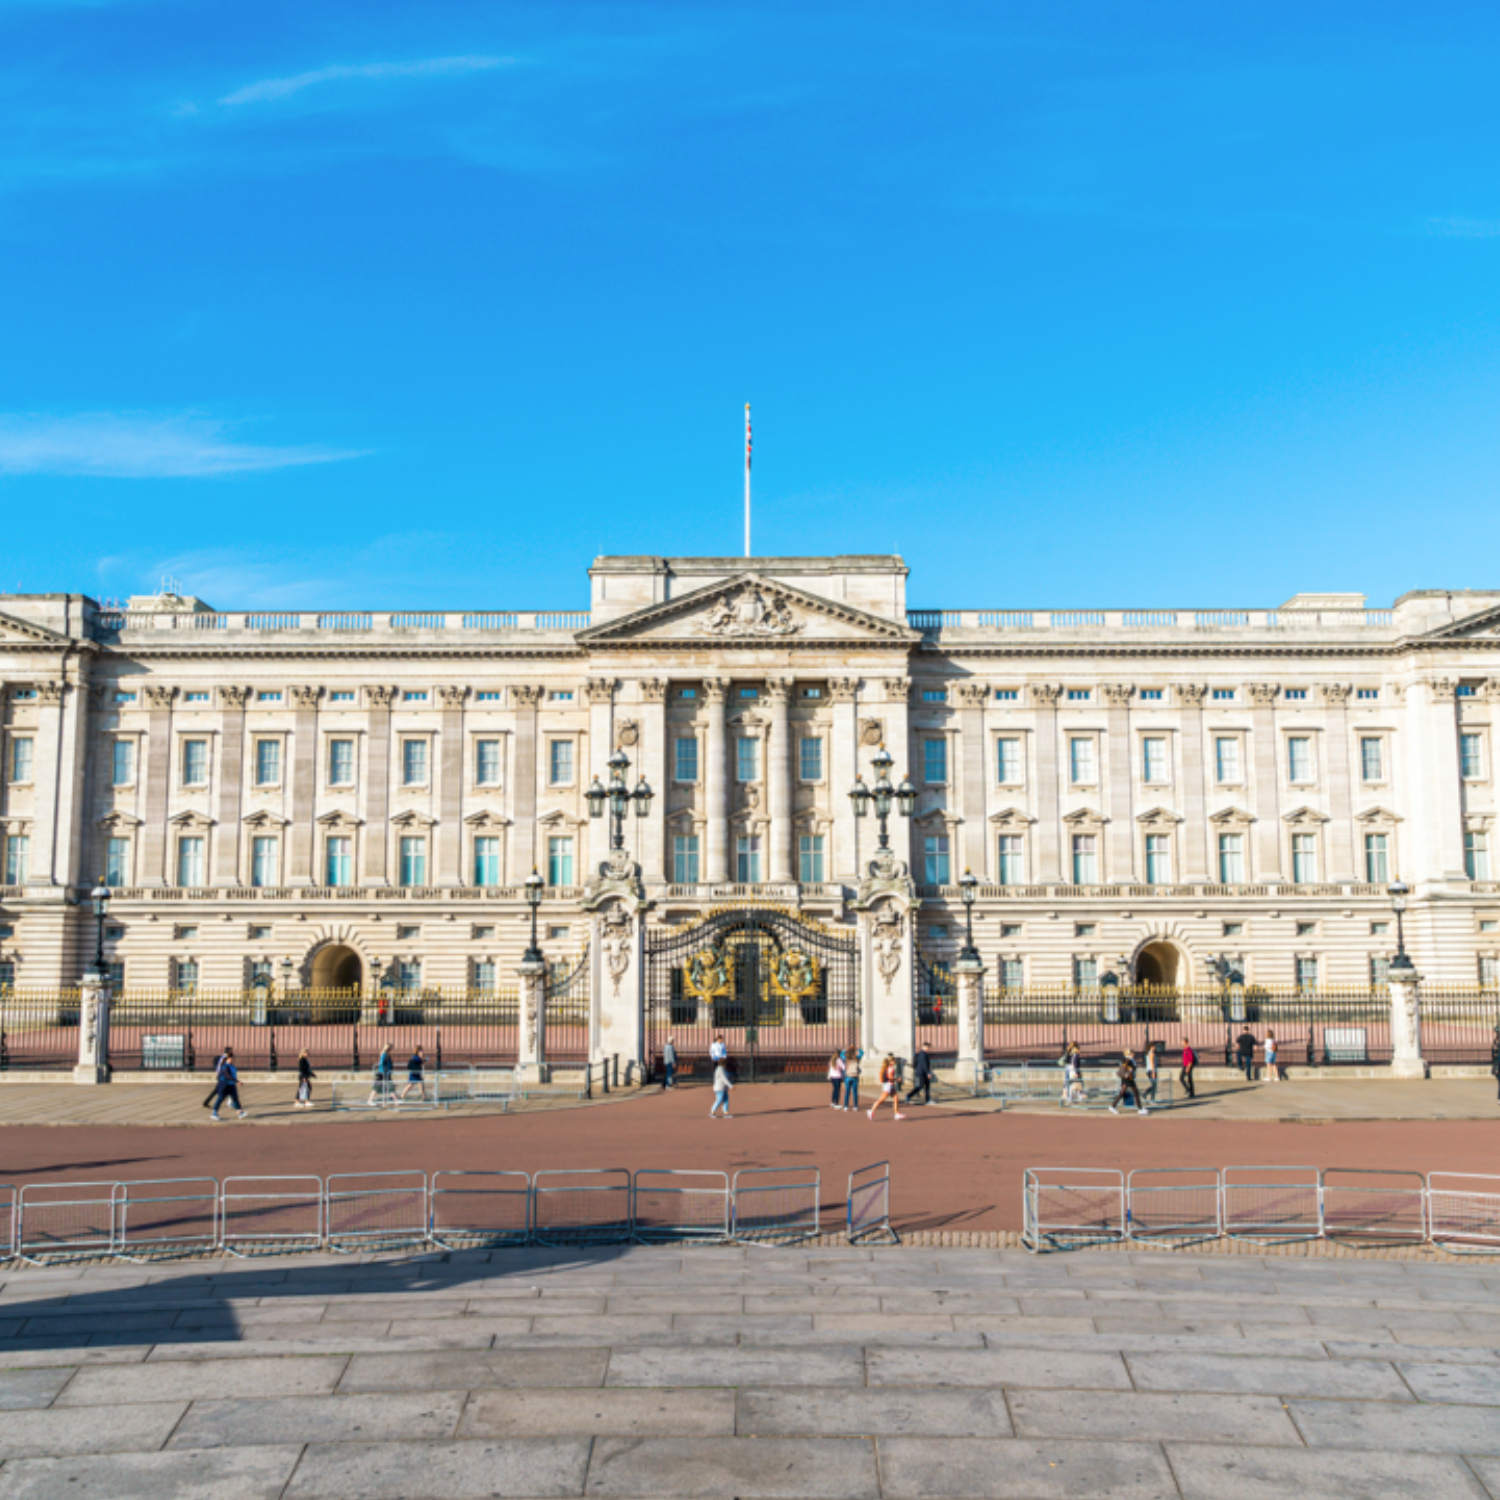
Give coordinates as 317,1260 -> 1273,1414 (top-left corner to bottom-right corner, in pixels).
770,949 -> 820,1003
684,946 -> 732,1000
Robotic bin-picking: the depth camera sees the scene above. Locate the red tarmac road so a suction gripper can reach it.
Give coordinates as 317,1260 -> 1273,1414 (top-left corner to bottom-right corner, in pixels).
3,1085 -> 1498,1233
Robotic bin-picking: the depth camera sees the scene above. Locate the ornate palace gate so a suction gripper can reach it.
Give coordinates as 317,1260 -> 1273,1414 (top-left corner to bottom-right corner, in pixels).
644,907 -> 860,1082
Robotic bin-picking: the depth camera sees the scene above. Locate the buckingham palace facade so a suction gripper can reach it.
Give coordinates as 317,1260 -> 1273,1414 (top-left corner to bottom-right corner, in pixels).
2,552 -> 1499,1005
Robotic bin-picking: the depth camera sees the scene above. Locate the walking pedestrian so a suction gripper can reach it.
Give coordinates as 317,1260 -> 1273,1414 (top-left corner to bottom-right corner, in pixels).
398,1047 -> 426,1101
1143,1041 -> 1160,1106
709,1034 -> 727,1065
1264,1030 -> 1280,1082
709,1055 -> 733,1117
1109,1050 -> 1147,1115
662,1036 -> 678,1090
868,1055 -> 905,1121
906,1044 -> 933,1105
1235,1027 -> 1258,1082
843,1049 -> 863,1110
1179,1037 -> 1197,1099
209,1048 -> 246,1121
828,1050 -> 846,1107
1060,1042 -> 1084,1106
294,1050 -> 316,1108
368,1044 -> 394,1106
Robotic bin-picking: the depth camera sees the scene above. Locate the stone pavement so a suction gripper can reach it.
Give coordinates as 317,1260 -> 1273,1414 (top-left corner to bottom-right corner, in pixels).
2,1243 -> 1500,1497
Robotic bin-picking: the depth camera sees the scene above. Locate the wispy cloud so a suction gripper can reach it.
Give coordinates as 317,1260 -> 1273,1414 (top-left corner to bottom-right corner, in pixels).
219,55 -> 509,108
0,412 -> 368,478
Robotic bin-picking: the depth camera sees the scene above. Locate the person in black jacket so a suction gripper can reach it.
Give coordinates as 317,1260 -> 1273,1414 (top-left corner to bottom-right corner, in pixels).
1234,1028 -> 1258,1081
906,1045 -> 934,1105
295,1050 -> 316,1109
210,1049 -> 246,1121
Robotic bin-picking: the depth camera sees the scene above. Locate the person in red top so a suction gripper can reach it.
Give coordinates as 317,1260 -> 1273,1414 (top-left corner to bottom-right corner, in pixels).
1179,1036 -> 1197,1099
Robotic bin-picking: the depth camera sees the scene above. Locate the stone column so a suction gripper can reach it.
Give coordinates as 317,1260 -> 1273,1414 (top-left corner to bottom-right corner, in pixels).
957,684 -> 989,878
25,681 -> 66,886
1029,685 -> 1063,883
358,686 -> 395,885
436,686 -> 467,886
953,952 -> 986,1085
516,955 -> 548,1085
1388,959 -> 1424,1079
1322,683 -> 1355,881
1104,685 -> 1135,882
510,686 -> 542,877
287,686 -> 320,886
638,680 -> 668,883
1177,685 -> 1209,882
859,898 -> 916,1064
767,678 -> 794,882
74,970 -> 110,1084
213,687 -> 249,885
1248,684 -> 1283,883
704,679 -> 730,883
138,685 -> 176,886
829,679 -> 860,883
586,678 -> 617,878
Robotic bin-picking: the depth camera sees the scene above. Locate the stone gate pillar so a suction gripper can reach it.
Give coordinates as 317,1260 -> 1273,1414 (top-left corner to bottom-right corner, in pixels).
516,955 -> 547,1085
953,952 -> 986,1085
852,847 -> 920,1067
1388,958 -> 1425,1080
74,970 -> 110,1084
582,848 -> 650,1081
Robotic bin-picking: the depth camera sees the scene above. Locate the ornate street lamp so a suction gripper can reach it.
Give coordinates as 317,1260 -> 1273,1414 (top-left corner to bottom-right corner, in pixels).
957,868 -> 980,965
848,745 -> 916,852
279,955 -> 294,1000
88,876 -> 110,981
586,748 -> 654,852
522,867 -> 545,967
1388,879 -> 1414,975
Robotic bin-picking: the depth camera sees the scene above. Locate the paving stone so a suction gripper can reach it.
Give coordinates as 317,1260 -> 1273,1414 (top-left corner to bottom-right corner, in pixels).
607,1345 -> 866,1387
284,1436 -> 592,1498
0,1346 -> 147,1368
877,1436 -> 1179,1498
0,1444 -> 304,1499
16,1314 -> 180,1338
740,1326 -> 986,1348
171,1306 -> 321,1327
742,1294 -> 884,1315
237,1321 -> 394,1343
1142,1298 -> 1314,1325
340,1346 -> 607,1392
812,1313 -> 958,1332
950,1313 -> 1100,1334
57,1353 -> 347,1405
1290,1397 -> 1500,1453
1328,1339 -> 1500,1364
1392,1328 -> 1500,1349
584,1435 -> 878,1497
671,1313 -> 814,1333
738,1386 -> 1013,1437
982,1328 -> 1331,1360
1009,1388 -> 1302,1443
1091,1317 -> 1246,1338
0,1401 -> 187,1460
461,1386 -> 735,1437
1126,1351 -> 1413,1399
604,1294 -> 746,1314
1168,1443 -> 1489,1499
530,1313 -> 676,1338
867,1346 -> 1130,1390
170,1390 -> 466,1448
1399,1360 -> 1500,1403
0,1367 -> 73,1409
1307,1305 -> 1467,1331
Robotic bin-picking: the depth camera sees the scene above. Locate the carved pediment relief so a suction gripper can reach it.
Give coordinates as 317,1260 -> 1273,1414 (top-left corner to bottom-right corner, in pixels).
1282,805 -> 1330,827
463,810 -> 513,829
242,810 -> 290,829
0,609 -> 73,647
1355,805 -> 1403,825
316,809 -> 363,829
1062,806 -> 1107,828
989,806 -> 1035,829
537,808 -> 587,829
167,809 -> 215,830
391,810 -> 437,829
1209,806 -> 1255,829
1418,604 -> 1500,641
576,573 -> 918,647
1136,807 -> 1183,829
96,810 -> 143,830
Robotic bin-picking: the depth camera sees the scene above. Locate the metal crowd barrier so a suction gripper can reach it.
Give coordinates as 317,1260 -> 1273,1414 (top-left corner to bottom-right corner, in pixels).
429,1170 -> 532,1249
222,1177 -> 324,1259
1026,1164 -> 1500,1254
847,1162 -> 897,1244
633,1170 -> 732,1244
115,1178 -> 221,1263
532,1169 -> 634,1247
988,1063 -> 1174,1111
732,1166 -> 821,1245
326,1172 -> 429,1254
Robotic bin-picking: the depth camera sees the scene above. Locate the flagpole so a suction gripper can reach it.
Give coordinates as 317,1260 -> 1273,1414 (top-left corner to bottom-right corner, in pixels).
744,403 -> 752,558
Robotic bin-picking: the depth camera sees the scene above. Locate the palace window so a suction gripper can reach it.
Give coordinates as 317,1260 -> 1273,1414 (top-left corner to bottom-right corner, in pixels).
922,689 -> 947,702
391,960 -> 421,993
548,740 -> 574,786
251,836 -> 279,888
1223,922 -> 1244,936
799,736 -> 823,782
8,737 -> 33,783
402,739 -> 428,786
473,836 -> 501,887
1212,688 -> 1235,701
1145,834 -> 1171,885
1071,834 -> 1098,885
1287,736 -> 1313,782
1214,736 -> 1240,783
325,836 -> 353,887
674,737 -> 699,783
1467,831 -> 1490,882
256,691 -> 281,703
1365,833 -> 1390,883
1461,733 -> 1484,779
995,689 -> 1019,701
996,737 -> 1022,783
112,739 -> 134,786
1138,689 -> 1163,701
1075,923 -> 1095,937
181,739 -> 208,786
923,738 -> 947,784
173,958 -> 198,995
472,959 -> 496,994
399,837 -> 427,888
924,835 -> 951,886
735,834 -> 762,883
1292,833 -> 1318,884
329,691 -> 356,703
328,739 -> 355,785
176,835 -> 205,887
550,690 -> 574,702
1296,957 -> 1319,993
1066,689 -> 1091,702
1458,683 -> 1479,697
114,691 -> 136,704
475,739 -> 502,786
1069,737 -> 1095,785
402,691 -> 427,703
1284,688 -> 1307,701
4,833 -> 30,885
1000,957 -> 1024,988
736,737 -> 759,782
474,691 -> 501,702
997,835 -> 1024,885
547,836 -> 574,887
672,834 -> 700,884
1357,688 -> 1379,701
249,959 -> 273,990
1142,736 -> 1168,784
1360,737 -> 1384,782
1074,956 -> 1099,989
254,739 -> 281,787
798,834 -> 825,883
1370,955 -> 1391,988
105,836 -> 130,887
1217,832 -> 1245,884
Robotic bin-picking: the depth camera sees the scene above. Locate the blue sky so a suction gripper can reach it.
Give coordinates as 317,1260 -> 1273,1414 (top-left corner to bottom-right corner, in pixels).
1,1 -> 1497,611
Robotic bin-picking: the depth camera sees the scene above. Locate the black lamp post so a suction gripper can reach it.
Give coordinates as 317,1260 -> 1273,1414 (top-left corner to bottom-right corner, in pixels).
89,877 -> 110,980
958,868 -> 980,964
586,748 -> 654,852
848,745 -> 916,852
280,956 -> 294,1000
522,868 -> 545,967
1388,879 -> 1414,974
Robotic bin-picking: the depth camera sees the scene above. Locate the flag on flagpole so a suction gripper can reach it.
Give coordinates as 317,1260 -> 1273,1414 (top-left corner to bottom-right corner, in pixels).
744,403 -> 752,558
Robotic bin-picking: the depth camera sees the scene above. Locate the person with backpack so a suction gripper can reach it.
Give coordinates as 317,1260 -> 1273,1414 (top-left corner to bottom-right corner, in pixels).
209,1048 -> 246,1121
906,1045 -> 934,1105
1179,1036 -> 1197,1099
398,1047 -> 426,1102
294,1050 -> 316,1108
1060,1042 -> 1083,1106
368,1044 -> 394,1107
1109,1050 -> 1147,1116
868,1055 -> 905,1121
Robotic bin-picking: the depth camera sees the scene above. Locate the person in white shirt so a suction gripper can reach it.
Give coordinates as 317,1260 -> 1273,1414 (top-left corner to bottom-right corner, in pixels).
709,1035 -> 727,1064
710,1058 -> 733,1118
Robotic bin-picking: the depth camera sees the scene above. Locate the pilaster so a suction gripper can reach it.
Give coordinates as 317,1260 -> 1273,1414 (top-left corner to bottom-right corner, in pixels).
637,679 -> 667,883
1103,684 -> 1135,882
25,681 -> 66,886
957,683 -> 989,878
138,685 -> 175,886
1030,684 -> 1062,883
1321,682 -> 1355,881
436,686 -> 467,886
287,686 -> 320,886
829,678 -> 860,882
704,678 -> 730,883
1249,684 -> 1283,883
359,685 -> 395,885
1177,685 -> 1209,882
767,677 -> 794,882
585,677 -> 616,877
511,685 -> 542,877
213,687 -> 248,885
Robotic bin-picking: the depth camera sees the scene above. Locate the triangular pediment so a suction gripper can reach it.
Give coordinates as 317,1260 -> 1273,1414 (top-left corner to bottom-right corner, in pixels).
576,573 -> 919,647
1418,603 -> 1500,641
0,608 -> 73,648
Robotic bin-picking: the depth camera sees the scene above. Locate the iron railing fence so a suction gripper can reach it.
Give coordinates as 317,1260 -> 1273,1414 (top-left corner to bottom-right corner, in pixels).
543,947 -> 591,1063
0,990 -> 84,1069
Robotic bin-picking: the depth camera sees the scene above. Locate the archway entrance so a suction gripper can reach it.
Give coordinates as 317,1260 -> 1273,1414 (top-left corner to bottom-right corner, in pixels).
310,944 -> 363,991
1135,941 -> 1180,989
